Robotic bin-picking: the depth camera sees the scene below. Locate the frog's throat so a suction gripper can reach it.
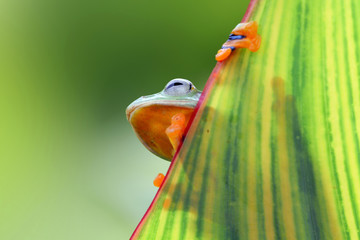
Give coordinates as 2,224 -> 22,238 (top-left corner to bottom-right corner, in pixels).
127,103 -> 195,160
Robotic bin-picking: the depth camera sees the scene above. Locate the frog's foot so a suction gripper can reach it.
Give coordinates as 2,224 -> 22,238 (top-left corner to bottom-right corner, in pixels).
153,173 -> 165,187
215,47 -> 233,62
215,21 -> 261,61
165,113 -> 187,153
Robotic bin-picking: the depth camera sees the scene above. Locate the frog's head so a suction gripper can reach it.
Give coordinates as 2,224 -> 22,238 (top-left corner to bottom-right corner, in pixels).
126,78 -> 201,160
126,78 -> 201,119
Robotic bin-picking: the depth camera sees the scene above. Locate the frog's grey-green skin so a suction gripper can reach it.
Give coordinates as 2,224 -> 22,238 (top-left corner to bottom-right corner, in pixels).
126,78 -> 202,121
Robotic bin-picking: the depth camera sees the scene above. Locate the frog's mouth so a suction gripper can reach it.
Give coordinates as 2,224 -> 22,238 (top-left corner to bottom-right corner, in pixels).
126,104 -> 137,121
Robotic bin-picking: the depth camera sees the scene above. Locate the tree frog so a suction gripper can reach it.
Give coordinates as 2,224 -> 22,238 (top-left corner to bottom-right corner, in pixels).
126,79 -> 201,187
216,21 -> 261,62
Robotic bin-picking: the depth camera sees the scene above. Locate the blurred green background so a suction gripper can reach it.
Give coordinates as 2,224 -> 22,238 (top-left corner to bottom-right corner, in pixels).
0,0 -> 249,239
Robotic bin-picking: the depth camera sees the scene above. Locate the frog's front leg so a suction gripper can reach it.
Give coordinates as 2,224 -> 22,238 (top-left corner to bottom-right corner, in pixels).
165,113 -> 187,154
152,113 -> 187,188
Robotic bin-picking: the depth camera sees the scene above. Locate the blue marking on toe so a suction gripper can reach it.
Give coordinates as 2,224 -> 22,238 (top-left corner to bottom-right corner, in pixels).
228,34 -> 246,40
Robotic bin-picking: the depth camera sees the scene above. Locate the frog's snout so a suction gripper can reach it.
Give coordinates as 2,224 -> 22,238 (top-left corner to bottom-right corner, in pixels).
126,96 -> 144,121
125,103 -> 136,121
125,106 -> 131,121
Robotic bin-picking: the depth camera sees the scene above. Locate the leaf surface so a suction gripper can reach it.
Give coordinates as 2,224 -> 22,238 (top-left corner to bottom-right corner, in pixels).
132,0 -> 360,238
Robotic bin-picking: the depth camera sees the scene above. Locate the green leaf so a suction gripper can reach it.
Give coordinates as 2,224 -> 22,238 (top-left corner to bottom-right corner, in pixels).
132,0 -> 360,239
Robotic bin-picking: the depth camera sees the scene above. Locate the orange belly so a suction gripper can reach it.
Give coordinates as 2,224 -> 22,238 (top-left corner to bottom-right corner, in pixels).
129,104 -> 194,161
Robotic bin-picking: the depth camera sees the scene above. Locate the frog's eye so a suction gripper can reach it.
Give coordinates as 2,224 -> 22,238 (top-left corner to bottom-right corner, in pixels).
164,78 -> 193,96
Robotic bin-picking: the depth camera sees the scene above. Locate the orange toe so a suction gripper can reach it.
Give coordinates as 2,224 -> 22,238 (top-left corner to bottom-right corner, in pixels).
153,173 -> 165,187
165,113 -> 186,152
249,35 -> 261,52
215,48 -> 232,62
